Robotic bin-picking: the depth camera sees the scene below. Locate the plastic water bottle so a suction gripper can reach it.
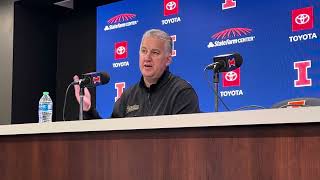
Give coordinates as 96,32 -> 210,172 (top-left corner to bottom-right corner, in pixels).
38,91 -> 53,123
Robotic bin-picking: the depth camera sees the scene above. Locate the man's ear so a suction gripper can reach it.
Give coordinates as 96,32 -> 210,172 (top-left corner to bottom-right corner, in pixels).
165,54 -> 172,66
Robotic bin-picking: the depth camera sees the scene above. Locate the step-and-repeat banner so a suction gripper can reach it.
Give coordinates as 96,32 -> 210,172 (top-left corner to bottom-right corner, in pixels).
96,0 -> 319,118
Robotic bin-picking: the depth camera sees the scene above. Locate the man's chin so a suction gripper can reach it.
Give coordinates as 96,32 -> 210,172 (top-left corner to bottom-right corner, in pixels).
142,74 -> 154,78
142,70 -> 154,77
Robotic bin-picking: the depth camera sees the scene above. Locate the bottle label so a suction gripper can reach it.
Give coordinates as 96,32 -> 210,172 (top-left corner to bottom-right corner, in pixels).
39,104 -> 52,111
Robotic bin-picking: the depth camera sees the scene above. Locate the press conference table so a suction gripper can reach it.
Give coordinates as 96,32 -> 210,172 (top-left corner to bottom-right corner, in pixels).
0,107 -> 319,180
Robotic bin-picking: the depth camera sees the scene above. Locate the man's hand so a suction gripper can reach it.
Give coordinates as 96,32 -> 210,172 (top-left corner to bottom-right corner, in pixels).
73,75 -> 92,111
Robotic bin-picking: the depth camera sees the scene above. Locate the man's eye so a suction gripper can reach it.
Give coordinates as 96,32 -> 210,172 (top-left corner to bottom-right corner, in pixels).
152,51 -> 160,55
141,49 -> 147,54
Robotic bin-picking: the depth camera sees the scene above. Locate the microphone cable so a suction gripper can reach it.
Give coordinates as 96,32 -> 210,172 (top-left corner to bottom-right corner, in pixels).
204,69 -> 231,111
204,67 -> 267,112
63,81 -> 77,121
234,105 -> 266,111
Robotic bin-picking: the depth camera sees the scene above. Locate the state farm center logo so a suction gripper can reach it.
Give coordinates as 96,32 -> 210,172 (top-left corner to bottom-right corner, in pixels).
162,0 -> 182,25
289,7 -> 318,43
113,41 -> 130,68
207,27 -> 255,48
220,68 -> 243,97
104,13 -> 139,31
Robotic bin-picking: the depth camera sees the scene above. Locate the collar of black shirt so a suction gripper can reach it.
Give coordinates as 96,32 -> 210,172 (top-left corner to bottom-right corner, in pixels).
139,70 -> 171,92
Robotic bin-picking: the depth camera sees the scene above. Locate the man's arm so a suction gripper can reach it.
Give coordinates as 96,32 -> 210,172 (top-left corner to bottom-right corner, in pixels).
83,108 -> 102,119
172,88 -> 200,114
73,75 -> 102,120
110,92 -> 127,118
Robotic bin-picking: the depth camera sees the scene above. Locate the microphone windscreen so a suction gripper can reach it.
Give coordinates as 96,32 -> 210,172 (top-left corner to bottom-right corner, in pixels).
100,72 -> 110,85
233,53 -> 243,68
213,53 -> 243,72
81,71 -> 111,88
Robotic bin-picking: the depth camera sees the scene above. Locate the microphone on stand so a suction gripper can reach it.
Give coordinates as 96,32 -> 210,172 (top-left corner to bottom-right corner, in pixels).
63,71 -> 110,121
204,53 -> 243,72
73,72 -> 110,88
204,53 -> 243,112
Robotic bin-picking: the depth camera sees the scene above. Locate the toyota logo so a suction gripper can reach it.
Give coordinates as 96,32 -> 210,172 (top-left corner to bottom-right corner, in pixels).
116,46 -> 126,55
225,71 -> 237,81
295,14 -> 310,25
166,1 -> 176,11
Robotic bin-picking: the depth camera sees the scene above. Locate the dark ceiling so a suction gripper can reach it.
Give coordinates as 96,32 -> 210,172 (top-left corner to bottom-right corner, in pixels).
16,0 -> 121,10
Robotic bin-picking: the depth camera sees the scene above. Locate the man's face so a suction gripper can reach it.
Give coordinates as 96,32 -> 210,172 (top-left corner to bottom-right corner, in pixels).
139,36 -> 171,82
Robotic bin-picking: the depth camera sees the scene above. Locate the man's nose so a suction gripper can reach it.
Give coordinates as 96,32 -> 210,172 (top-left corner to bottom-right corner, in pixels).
144,52 -> 152,60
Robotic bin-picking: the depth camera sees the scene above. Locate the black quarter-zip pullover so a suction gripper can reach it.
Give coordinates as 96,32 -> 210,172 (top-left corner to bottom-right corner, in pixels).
85,70 -> 200,119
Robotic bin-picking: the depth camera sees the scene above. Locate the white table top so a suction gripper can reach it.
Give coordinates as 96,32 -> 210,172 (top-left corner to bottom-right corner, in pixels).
0,106 -> 319,136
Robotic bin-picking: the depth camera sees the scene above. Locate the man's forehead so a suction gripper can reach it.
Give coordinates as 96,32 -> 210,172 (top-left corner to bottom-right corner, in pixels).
141,37 -> 165,50
141,46 -> 161,51
142,36 -> 165,44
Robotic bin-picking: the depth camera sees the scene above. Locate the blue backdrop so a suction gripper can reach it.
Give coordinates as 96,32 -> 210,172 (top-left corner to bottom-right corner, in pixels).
96,0 -> 320,118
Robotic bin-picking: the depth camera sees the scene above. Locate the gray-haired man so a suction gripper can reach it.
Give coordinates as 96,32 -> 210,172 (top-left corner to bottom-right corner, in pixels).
74,29 -> 200,118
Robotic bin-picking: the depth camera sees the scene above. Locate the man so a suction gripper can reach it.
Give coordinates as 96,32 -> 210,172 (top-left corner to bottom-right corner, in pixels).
74,29 -> 200,119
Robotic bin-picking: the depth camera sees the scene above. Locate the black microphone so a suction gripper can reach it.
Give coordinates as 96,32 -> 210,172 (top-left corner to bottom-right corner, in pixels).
74,72 -> 110,88
205,53 -> 243,72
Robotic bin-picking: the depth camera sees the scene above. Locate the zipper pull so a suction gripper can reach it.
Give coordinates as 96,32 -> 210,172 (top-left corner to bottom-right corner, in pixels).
147,93 -> 151,104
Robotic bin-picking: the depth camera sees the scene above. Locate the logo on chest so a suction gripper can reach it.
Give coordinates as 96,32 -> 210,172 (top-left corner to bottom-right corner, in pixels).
126,104 -> 140,114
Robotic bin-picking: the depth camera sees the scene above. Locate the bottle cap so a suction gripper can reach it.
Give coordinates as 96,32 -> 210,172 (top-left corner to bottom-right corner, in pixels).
43,92 -> 49,95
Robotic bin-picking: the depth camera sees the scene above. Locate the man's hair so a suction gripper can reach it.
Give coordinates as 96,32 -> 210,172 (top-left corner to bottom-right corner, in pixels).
140,29 -> 173,55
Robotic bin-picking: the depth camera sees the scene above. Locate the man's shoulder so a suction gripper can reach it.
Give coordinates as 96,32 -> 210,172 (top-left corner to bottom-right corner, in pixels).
122,82 -> 141,95
169,73 -> 194,89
